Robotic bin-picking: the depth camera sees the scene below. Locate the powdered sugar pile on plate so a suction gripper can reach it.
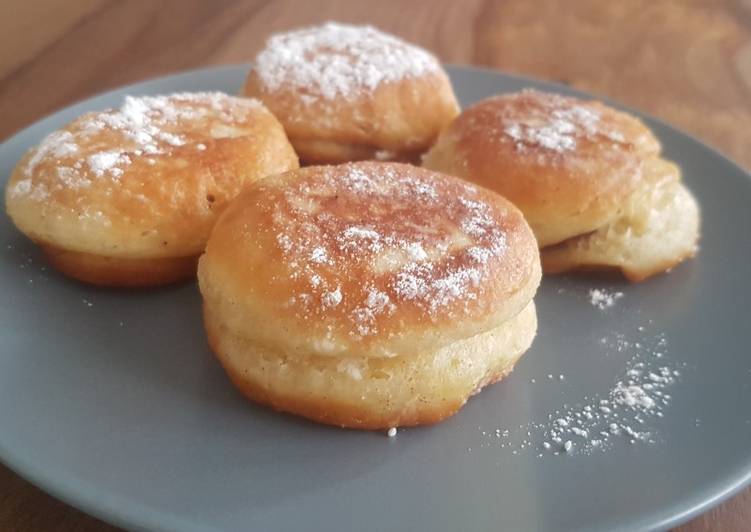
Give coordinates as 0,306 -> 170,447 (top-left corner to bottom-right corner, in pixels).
589,288 -> 624,309
476,322 -> 682,456
539,333 -> 678,455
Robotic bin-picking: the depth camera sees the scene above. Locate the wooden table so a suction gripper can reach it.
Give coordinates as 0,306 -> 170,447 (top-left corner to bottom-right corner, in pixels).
1,1 -> 749,530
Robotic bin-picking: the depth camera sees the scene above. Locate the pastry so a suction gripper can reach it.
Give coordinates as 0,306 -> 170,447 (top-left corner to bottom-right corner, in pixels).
198,161 -> 541,429
5,92 -> 299,287
242,22 -> 460,164
423,89 -> 700,281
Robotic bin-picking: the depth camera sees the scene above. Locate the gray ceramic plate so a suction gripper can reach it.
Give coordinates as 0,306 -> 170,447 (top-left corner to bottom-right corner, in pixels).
1,65 -> 751,532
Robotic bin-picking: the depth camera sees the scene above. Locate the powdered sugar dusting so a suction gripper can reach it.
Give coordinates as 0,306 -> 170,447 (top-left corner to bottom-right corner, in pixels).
310,246 -> 329,264
10,179 -> 33,199
474,89 -> 630,155
405,242 -> 427,261
536,333 -> 677,454
254,22 -> 441,101
612,381 -> 657,410
338,226 -> 382,253
351,288 -> 396,336
265,163 -> 513,340
87,151 -> 131,178
589,288 -> 624,310
14,92 -> 261,202
322,287 -> 342,308
503,101 -> 599,152
24,131 -> 79,177
474,312 -> 684,457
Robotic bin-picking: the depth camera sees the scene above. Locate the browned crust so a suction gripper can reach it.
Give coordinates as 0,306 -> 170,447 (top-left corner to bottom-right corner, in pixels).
41,244 -> 198,287
205,320 -> 521,430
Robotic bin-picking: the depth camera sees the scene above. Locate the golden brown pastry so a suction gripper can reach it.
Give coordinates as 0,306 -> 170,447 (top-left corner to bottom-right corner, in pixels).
198,161 -> 541,429
242,22 -> 460,165
423,89 -> 700,281
5,92 -> 299,287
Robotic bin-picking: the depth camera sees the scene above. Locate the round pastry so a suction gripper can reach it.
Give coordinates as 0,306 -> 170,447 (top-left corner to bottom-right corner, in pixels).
5,92 -> 299,287
423,89 -> 700,281
423,89 -> 661,247
198,161 -> 541,429
242,22 -> 460,165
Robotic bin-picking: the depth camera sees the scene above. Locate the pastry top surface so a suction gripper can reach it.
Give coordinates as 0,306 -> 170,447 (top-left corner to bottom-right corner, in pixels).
242,23 -> 460,159
199,161 -> 541,358
252,22 -> 443,102
6,92 -> 298,258
422,89 -> 662,246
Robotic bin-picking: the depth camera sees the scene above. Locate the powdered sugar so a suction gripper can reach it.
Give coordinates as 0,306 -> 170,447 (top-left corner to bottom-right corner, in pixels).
24,131 -> 79,177
589,288 -> 624,309
504,104 -> 599,152
56,167 -> 91,190
338,226 -> 382,253
266,163 -> 513,340
458,197 -> 496,237
393,262 -> 483,314
254,22 -> 441,101
321,287 -> 342,308
351,288 -> 396,336
612,382 -> 656,409
466,246 -> 493,263
365,288 -> 392,312
493,90 -> 628,154
536,342 -> 677,454
505,121 -> 576,152
310,247 -> 329,264
475,314 -> 683,457
87,151 -> 131,178
14,92 -> 259,202
10,179 -> 33,199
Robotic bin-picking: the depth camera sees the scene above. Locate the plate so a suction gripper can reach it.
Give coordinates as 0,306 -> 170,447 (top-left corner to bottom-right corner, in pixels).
2,65 -> 751,532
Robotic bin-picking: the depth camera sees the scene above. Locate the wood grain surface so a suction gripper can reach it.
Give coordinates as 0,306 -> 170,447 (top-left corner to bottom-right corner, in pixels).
1,1 -> 749,530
